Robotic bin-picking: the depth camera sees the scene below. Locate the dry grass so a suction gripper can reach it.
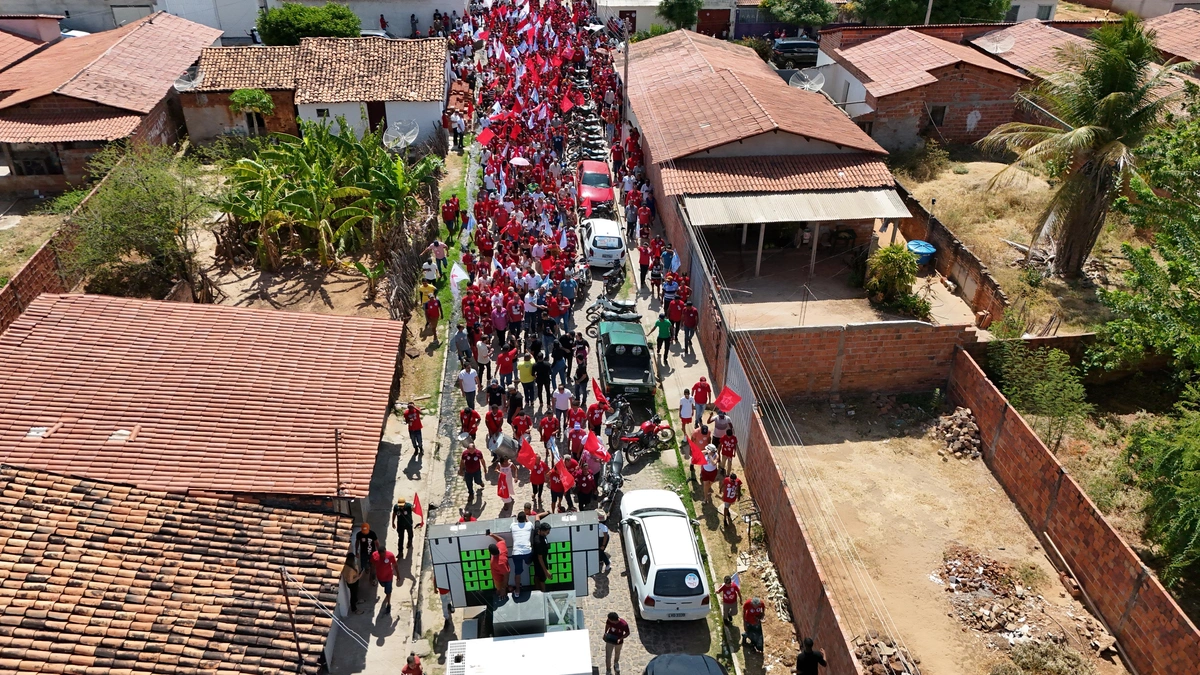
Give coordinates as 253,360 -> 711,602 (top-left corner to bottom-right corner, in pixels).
1054,1 -> 1117,21
0,212 -> 63,283
902,161 -> 1142,334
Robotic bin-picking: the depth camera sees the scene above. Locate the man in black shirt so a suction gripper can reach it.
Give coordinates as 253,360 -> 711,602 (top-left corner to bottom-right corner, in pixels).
532,521 -> 552,592
794,638 -> 826,675
506,384 -> 524,424
392,497 -> 414,555
354,522 -> 379,582
485,378 -> 505,409
532,357 -> 553,408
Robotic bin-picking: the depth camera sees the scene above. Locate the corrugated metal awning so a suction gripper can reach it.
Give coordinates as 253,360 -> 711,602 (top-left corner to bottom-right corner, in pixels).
683,189 -> 912,226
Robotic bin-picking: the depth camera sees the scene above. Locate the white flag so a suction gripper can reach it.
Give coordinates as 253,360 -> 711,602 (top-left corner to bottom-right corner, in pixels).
449,262 -> 470,300
671,251 -> 681,272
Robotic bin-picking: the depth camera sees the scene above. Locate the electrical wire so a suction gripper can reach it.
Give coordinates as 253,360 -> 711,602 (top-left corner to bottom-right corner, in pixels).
281,567 -> 371,651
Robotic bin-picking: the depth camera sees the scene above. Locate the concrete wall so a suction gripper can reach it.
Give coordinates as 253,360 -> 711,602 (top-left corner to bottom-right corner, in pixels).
816,52 -> 875,119
692,131 -> 862,159
1112,0 -> 1177,17
157,0 -> 261,43
1010,0 -> 1059,20
736,321 -> 977,398
180,89 -> 298,143
0,15 -> 62,42
948,349 -> 1200,675
298,102 -> 368,137
384,100 -> 444,145
291,0 -> 443,37
595,0 -> 733,32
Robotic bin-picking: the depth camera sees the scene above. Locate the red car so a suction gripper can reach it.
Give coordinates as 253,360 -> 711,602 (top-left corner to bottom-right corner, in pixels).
575,160 -> 614,214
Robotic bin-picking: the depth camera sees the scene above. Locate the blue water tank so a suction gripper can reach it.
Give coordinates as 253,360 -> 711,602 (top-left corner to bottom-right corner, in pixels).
907,240 -> 936,265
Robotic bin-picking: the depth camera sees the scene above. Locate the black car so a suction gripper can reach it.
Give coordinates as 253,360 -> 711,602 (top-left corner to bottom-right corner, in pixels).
644,654 -> 728,675
772,37 -> 819,68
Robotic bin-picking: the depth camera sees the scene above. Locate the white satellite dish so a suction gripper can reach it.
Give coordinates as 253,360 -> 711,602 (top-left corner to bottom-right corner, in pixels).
788,67 -> 826,92
977,30 -> 1016,55
174,66 -> 200,92
383,119 -> 420,150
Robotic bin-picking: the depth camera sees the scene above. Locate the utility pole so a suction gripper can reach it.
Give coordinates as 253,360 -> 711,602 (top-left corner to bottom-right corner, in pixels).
924,0 -> 934,24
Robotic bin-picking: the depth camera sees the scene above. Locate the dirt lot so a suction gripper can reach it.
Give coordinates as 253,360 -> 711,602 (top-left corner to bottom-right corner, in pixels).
1055,1 -> 1116,20
0,197 -> 63,283
902,161 -> 1139,334
771,399 -> 1130,675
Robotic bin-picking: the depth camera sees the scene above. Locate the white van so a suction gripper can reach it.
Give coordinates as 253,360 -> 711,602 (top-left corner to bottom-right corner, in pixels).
619,489 -> 710,621
580,218 -> 626,269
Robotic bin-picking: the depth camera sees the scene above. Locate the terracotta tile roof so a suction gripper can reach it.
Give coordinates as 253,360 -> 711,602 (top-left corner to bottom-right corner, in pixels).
295,36 -> 448,104
195,45 -> 302,91
660,153 -> 895,195
626,30 -> 884,163
0,465 -> 349,675
836,28 -> 1028,99
0,109 -> 141,142
0,294 -> 405,499
0,28 -> 43,72
0,12 -> 220,114
1146,8 -> 1200,64
970,20 -> 1090,75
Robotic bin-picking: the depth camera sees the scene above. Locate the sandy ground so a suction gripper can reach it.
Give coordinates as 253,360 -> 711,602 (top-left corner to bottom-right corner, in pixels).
0,196 -> 63,281
772,400 -> 1129,675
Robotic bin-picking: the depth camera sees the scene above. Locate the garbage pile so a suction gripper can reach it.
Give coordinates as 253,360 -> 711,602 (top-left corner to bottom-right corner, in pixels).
937,546 -> 1051,647
936,407 -> 982,460
738,550 -> 792,623
852,632 -> 921,675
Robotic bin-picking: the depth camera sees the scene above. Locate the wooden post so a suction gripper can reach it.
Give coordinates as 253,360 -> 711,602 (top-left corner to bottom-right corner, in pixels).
755,222 -> 766,277
278,567 -> 305,670
809,223 -> 820,278
741,223 -> 748,246
888,219 -> 898,246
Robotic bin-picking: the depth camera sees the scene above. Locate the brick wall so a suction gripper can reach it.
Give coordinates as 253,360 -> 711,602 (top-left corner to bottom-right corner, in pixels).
179,89 -> 299,143
895,183 -> 1007,327
0,226 -> 76,334
741,407 -> 862,674
948,349 -> 1200,675
738,321 -> 976,398
819,20 -> 1115,51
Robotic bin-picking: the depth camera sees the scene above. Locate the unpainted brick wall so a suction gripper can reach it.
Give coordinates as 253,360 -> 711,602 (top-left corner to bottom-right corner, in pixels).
738,321 -> 976,398
741,408 -> 862,674
819,20 -> 1115,52
949,350 -> 1200,675
895,183 -> 1007,327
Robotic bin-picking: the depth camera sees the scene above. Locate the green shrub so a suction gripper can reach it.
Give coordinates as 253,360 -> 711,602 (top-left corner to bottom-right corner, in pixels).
630,24 -> 672,42
865,244 -> 918,303
888,140 -> 950,183
256,2 -> 360,46
38,188 -> 90,215
994,345 -> 1093,452
734,37 -> 772,62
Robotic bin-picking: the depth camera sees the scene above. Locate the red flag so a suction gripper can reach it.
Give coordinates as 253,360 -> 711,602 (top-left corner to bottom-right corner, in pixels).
562,46 -> 575,60
510,123 -> 521,139
478,30 -> 490,41
584,430 -> 611,461
517,438 -> 539,470
592,378 -> 609,406
560,96 -> 574,113
476,127 -> 495,146
689,438 -> 706,465
413,493 -> 424,525
498,472 -> 511,500
555,460 -> 576,491
550,54 -> 562,68
713,386 -> 743,413
583,196 -> 592,216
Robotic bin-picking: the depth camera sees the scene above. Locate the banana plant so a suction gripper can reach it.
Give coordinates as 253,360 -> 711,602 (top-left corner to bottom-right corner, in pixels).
354,260 -> 387,299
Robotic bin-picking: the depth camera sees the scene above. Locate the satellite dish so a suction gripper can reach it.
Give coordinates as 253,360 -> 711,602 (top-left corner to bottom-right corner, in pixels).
788,67 -> 826,92
174,65 -> 200,92
383,119 -> 420,150
977,30 -> 1016,55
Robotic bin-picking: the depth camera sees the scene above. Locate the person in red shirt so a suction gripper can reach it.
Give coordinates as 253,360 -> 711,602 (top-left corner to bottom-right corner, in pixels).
485,404 -> 505,437
637,203 -> 651,232
667,296 -> 686,343
529,456 -> 548,510
401,653 -> 423,675
742,597 -> 766,653
568,423 -> 587,459
586,401 -> 607,436
717,575 -> 741,623
496,346 -> 517,389
721,472 -> 742,526
567,401 -> 587,429
681,301 -> 700,356
424,297 -> 442,332
548,461 -> 574,512
460,406 -> 481,439
511,409 -> 533,440
538,412 -> 560,445
692,376 -> 712,429
403,402 -> 424,454
610,144 -> 624,171
603,611 -> 631,675
719,427 -> 738,476
371,542 -> 400,613
486,531 -> 510,600
460,441 -> 484,501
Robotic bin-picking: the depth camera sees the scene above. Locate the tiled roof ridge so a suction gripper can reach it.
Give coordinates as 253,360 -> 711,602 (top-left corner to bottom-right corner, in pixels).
680,29 -> 718,74
909,29 -> 963,65
54,11 -> 155,101
723,67 -> 778,133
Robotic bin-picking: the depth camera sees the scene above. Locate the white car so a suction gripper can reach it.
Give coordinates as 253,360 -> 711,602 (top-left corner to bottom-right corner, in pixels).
619,489 -> 710,621
581,218 -> 626,269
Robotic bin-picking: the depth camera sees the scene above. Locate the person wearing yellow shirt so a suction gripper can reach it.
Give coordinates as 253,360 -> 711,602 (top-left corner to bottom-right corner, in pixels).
516,353 -> 536,409
418,280 -> 436,304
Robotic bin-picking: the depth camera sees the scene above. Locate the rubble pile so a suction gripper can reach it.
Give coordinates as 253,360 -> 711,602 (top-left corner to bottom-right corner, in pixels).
852,632 -> 921,675
1072,613 -> 1118,658
738,551 -> 792,623
869,392 -> 911,415
937,546 -> 1054,647
936,407 -> 982,460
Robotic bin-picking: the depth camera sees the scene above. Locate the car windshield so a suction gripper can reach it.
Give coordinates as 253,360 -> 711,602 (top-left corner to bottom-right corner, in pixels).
582,172 -> 611,188
594,235 -> 622,250
654,568 -> 705,597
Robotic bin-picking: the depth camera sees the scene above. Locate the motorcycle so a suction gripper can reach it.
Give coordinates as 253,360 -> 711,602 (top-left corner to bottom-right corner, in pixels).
602,266 -> 626,296
586,309 -> 641,337
603,395 -> 636,445
619,414 -> 674,463
599,446 -> 625,511
586,295 -> 638,320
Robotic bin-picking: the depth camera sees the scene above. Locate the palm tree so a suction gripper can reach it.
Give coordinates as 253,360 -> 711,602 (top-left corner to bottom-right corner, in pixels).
980,15 -> 1190,278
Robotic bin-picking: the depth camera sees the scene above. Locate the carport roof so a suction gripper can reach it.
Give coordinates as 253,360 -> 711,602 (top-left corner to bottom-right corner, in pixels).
684,188 -> 911,226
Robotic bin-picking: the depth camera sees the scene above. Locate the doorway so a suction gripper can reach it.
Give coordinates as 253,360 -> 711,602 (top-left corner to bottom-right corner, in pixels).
366,101 -> 387,132
619,10 -> 637,33
696,9 -> 730,38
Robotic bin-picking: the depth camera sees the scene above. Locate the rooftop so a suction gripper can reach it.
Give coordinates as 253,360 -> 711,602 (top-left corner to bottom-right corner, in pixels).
0,294 -> 405,499
0,28 -> 43,72
660,153 -> 895,196
970,20 -> 1090,75
835,28 -> 1027,99
0,11 -> 220,114
1145,8 -> 1200,63
0,109 -> 141,142
625,30 -> 884,162
0,465 -> 348,674
195,37 -> 448,104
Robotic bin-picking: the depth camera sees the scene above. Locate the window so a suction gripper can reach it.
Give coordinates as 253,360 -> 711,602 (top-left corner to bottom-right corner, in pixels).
630,523 -> 650,581
929,105 -> 947,127
654,568 -> 706,597
738,8 -> 763,23
1036,4 -> 1053,19
593,235 -> 622,250
580,173 -> 611,188
316,108 -> 330,118
1004,5 -> 1020,21
11,149 -> 63,176
1173,3 -> 1200,9
857,121 -> 874,135
245,112 -> 266,136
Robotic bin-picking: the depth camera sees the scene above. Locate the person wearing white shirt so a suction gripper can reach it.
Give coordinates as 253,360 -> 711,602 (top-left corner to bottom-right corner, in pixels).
475,339 -> 493,380
510,512 -> 535,595
457,364 -> 479,408
679,391 -> 697,431
552,385 -> 573,426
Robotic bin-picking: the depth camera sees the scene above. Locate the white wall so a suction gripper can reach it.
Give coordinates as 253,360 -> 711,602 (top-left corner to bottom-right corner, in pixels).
595,0 -> 733,32
298,102 -> 369,137
1112,0 -> 1181,18
291,0 -> 448,36
1008,0 -> 1058,20
384,100 -> 444,145
817,51 -> 874,119
157,0 -> 262,42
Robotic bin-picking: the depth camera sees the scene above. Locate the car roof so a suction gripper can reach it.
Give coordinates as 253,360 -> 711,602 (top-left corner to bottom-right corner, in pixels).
621,489 -> 686,517
579,160 -> 609,173
642,514 -> 700,567
777,36 -> 817,43
600,322 -> 648,346
645,654 -> 728,675
584,218 -> 622,236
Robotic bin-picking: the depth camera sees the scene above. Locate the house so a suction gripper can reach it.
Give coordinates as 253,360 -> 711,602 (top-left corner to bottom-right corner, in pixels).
0,465 -> 348,673
0,12 -> 220,193
596,0 -> 735,36
1145,8 -> 1200,64
182,37 -> 449,144
816,28 -> 1029,150
1110,0 -> 1192,18
1005,0 -> 1059,21
0,14 -> 60,71
0,294 -> 405,513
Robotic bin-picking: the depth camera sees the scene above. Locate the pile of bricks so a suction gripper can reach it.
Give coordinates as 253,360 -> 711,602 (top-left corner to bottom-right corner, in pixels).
935,406 -> 981,460
937,545 -> 1058,647
852,632 -> 921,675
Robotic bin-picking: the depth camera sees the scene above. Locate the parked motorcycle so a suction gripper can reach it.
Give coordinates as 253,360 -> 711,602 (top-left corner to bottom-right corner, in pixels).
619,414 -> 674,463
586,295 -> 638,320
602,266 -> 626,296
598,446 -> 625,511
603,395 -> 636,445
586,310 -> 641,337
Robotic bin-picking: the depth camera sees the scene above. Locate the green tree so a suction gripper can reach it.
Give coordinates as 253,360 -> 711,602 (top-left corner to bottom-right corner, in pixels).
657,0 -> 703,30
68,144 -> 210,296
256,2 -> 360,46
1091,87 -> 1200,373
761,0 -> 836,28
734,37 -> 772,62
980,15 -> 1188,278
865,244 -> 918,302
852,0 -> 1008,25
228,88 -> 274,137
994,345 -> 1092,452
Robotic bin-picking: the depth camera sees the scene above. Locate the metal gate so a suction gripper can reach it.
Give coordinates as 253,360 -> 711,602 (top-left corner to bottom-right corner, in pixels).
724,345 -> 756,463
